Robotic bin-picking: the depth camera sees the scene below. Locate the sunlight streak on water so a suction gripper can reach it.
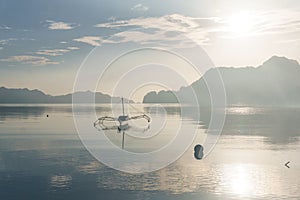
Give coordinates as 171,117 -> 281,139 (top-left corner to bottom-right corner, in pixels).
214,163 -> 300,200
226,106 -> 262,115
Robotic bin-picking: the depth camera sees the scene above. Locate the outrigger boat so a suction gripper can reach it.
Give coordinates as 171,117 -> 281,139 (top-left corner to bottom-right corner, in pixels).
94,97 -> 151,149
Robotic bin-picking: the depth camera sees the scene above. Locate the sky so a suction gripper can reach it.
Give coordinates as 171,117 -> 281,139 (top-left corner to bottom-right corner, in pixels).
1,0 -> 300,99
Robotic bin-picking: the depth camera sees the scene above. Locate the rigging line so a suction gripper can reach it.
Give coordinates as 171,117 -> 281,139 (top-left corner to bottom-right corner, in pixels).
121,97 -> 125,116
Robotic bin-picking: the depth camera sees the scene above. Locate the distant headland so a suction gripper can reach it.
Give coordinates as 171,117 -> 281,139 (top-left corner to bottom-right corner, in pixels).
143,56 -> 300,106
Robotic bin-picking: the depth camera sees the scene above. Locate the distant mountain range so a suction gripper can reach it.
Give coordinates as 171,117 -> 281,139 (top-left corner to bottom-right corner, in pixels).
0,87 -> 130,104
1,56 -> 300,105
143,56 -> 300,106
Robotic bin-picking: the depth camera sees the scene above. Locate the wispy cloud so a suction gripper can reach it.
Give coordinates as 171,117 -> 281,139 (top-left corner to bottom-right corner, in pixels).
34,47 -> 79,56
0,40 -> 8,45
0,45 -> 80,66
0,38 -> 17,45
67,46 -> 80,50
0,25 -> 11,30
73,36 -> 103,46
35,49 -> 69,56
131,4 -> 149,12
95,14 -> 215,30
0,38 -> 17,50
95,14 -> 219,46
46,20 -> 78,30
252,10 -> 300,36
0,55 -> 59,66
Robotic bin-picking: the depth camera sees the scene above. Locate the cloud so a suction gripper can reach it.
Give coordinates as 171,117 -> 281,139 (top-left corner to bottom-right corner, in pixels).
0,25 -> 11,30
0,38 -> 17,50
131,4 -> 149,12
95,14 -> 219,46
67,46 -> 80,50
95,14 -> 213,30
0,55 -> 59,66
94,10 -> 300,46
253,10 -> 300,36
0,38 -> 17,45
0,46 -> 80,66
34,47 -> 79,56
35,49 -> 69,56
46,20 -> 77,30
73,36 -> 103,46
0,40 -> 8,45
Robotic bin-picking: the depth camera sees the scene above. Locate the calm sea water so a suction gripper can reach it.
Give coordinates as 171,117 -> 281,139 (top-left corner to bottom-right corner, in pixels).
0,104 -> 299,200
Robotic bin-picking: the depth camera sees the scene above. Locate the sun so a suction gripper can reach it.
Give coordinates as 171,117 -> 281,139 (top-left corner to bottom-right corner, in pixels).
227,12 -> 256,37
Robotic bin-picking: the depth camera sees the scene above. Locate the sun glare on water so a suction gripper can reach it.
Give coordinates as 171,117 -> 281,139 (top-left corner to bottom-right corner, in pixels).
218,164 -> 256,198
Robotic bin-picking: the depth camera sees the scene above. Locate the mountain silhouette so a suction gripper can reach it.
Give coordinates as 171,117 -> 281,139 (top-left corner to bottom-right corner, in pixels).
0,87 -> 130,104
143,56 -> 300,106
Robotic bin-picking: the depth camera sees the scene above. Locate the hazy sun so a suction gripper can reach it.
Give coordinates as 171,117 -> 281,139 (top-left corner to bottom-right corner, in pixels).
227,12 -> 255,37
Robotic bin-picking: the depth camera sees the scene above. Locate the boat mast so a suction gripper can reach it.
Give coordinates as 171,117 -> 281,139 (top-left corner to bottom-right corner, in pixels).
122,97 -> 125,116
121,97 -> 125,149
122,131 -> 125,149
